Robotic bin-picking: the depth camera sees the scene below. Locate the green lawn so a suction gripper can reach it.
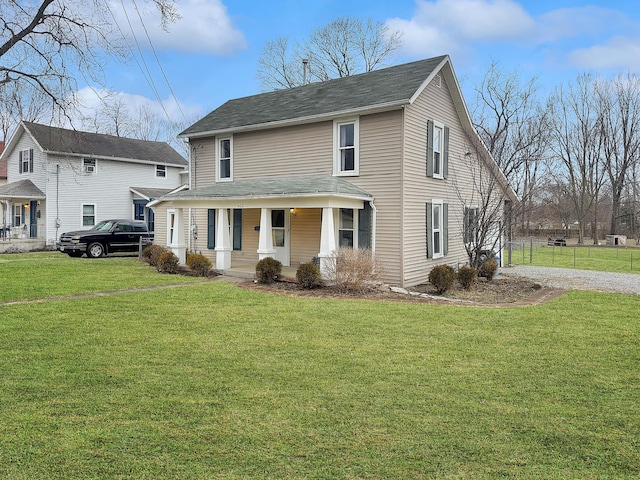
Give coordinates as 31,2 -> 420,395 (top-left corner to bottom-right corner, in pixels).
0,251 -> 203,303
1,253 -> 639,478
508,242 -> 640,273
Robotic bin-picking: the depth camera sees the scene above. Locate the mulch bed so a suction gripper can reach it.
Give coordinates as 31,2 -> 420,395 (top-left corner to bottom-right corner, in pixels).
236,274 -> 564,306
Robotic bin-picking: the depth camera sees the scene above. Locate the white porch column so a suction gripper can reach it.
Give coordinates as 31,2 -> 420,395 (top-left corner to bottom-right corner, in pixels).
171,208 -> 187,264
215,208 -> 232,269
318,207 -> 337,279
257,208 -> 276,259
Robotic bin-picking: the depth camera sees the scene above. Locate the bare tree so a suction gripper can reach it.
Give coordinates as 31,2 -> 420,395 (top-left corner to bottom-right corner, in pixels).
469,62 -> 550,235
452,138 -> 515,269
595,73 -> 640,235
0,0 -> 178,117
548,75 -> 605,244
257,16 -> 402,91
0,82 -> 53,142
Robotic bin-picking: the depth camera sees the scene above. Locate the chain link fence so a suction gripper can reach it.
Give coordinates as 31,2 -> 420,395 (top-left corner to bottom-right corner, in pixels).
504,238 -> 639,272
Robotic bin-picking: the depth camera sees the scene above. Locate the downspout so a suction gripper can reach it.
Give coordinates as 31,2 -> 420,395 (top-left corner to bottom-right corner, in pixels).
400,105 -> 406,287
55,164 -> 61,241
369,200 -> 377,256
187,140 -> 193,252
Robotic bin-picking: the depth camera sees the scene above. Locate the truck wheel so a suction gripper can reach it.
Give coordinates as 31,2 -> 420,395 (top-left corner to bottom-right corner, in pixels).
87,242 -> 105,258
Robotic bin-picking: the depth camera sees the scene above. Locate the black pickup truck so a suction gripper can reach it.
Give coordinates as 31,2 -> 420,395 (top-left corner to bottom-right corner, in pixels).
58,219 -> 153,258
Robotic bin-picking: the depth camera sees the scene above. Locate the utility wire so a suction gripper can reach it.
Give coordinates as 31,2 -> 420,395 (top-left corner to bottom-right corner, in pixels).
115,0 -> 172,122
130,0 -> 188,123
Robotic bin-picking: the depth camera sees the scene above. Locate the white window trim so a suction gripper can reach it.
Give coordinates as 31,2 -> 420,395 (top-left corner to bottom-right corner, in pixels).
21,149 -> 30,173
431,199 -> 443,259
83,158 -> 97,175
82,203 -> 96,227
156,164 -> 167,178
167,209 -> 176,246
333,118 -> 359,176
334,208 -> 359,248
433,121 -> 444,180
216,135 -> 233,182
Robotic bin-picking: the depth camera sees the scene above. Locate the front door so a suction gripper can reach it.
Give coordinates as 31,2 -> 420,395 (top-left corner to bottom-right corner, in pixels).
271,209 -> 290,266
29,200 -> 37,238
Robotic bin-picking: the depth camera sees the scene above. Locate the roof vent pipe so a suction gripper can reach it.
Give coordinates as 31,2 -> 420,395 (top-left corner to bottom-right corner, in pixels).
302,58 -> 309,85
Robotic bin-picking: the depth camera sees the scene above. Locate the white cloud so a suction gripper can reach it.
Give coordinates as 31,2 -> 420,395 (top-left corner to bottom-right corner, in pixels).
568,37 -> 640,70
387,0 -> 535,57
70,87 -> 202,127
386,0 -> 633,63
110,0 -> 246,55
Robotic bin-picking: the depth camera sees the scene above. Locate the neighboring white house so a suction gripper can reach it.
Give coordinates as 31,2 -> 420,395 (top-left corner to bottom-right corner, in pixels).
0,121 -> 188,251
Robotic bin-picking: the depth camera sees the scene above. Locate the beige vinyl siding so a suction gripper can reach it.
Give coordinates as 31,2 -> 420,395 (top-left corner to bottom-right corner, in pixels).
346,110 -> 403,285
231,208 -> 260,264
290,208 -> 321,265
402,68 -> 472,287
233,122 -> 333,179
191,138 -> 216,188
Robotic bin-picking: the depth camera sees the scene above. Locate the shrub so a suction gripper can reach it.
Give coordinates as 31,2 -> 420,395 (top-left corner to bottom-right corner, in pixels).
156,250 -> 179,274
296,261 -> 322,289
255,257 -> 282,284
480,258 -> 498,281
428,264 -> 456,294
141,244 -> 167,267
457,266 -> 477,290
186,252 -> 212,277
326,248 -> 384,294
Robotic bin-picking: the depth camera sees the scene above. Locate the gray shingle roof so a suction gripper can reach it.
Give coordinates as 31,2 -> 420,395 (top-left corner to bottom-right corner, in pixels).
23,122 -> 187,166
181,56 -> 447,137
0,179 -> 45,199
130,187 -> 179,200
163,175 -> 372,201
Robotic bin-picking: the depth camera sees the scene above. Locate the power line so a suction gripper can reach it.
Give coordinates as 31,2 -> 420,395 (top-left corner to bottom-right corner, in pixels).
111,0 -> 172,122
130,0 -> 188,123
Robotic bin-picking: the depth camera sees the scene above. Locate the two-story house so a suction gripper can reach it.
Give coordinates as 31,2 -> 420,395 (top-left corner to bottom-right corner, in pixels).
0,122 -> 188,251
150,55 -> 517,287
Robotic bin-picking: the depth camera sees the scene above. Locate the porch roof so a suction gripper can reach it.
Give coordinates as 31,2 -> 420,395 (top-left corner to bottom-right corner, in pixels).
152,175 -> 373,207
0,179 -> 45,200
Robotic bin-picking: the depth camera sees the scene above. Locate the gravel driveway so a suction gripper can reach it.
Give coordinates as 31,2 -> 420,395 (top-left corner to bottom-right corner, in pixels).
502,265 -> 640,295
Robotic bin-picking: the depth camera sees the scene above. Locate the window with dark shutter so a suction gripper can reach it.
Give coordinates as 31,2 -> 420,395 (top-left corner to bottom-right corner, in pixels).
207,209 -> 216,249
233,209 -> 242,251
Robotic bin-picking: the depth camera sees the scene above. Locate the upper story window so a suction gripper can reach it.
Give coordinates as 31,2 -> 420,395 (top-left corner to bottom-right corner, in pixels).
19,149 -> 33,173
156,164 -> 166,178
83,158 -> 96,174
334,118 -> 359,176
217,136 -> 233,182
427,120 -> 448,179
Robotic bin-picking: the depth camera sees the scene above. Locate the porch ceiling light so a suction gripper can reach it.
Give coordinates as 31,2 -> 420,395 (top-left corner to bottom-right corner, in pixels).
290,208 -> 297,217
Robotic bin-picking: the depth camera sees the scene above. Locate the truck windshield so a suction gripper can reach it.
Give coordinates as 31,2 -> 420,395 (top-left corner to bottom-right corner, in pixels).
94,221 -> 115,232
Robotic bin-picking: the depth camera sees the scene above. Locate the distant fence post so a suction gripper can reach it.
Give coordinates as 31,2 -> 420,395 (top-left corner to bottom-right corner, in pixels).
574,247 -> 576,267
530,237 -> 533,264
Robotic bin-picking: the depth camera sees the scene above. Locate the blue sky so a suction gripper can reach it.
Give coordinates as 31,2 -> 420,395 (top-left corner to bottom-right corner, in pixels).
82,0 -> 640,127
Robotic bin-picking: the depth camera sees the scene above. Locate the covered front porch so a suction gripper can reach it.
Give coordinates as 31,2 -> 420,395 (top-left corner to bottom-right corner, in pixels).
0,179 -> 46,247
150,175 -> 376,279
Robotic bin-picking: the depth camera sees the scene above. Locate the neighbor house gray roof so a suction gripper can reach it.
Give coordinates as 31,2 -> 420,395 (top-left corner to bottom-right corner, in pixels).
159,175 -> 373,202
21,122 -> 187,166
0,179 -> 45,199
180,55 -> 448,137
